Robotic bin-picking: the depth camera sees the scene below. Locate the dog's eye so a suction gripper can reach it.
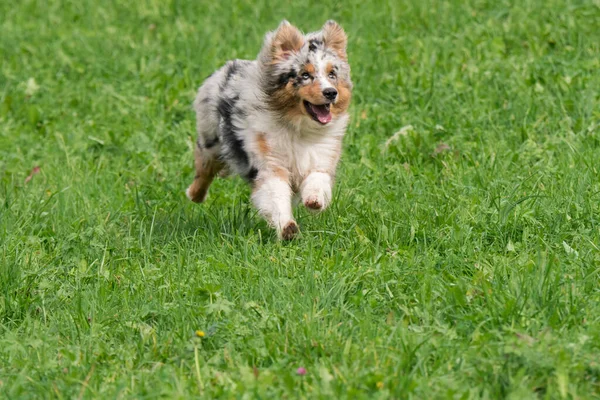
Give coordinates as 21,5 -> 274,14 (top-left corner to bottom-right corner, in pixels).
302,72 -> 311,80
328,72 -> 337,79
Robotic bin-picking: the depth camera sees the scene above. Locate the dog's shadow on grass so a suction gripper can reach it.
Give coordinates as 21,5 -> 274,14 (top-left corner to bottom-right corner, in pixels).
139,196 -> 278,246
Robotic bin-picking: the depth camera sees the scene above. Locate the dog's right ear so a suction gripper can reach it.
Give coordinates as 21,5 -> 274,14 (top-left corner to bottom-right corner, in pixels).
261,20 -> 304,64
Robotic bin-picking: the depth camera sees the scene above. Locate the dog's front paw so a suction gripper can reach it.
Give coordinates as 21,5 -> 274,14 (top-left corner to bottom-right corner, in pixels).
300,172 -> 331,213
280,220 -> 299,240
304,195 -> 324,211
303,189 -> 330,213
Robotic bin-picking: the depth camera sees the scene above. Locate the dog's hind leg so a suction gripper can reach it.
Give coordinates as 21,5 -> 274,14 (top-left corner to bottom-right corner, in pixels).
186,146 -> 223,203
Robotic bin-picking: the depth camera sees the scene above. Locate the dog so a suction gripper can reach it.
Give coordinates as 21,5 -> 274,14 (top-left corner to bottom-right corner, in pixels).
186,20 -> 352,240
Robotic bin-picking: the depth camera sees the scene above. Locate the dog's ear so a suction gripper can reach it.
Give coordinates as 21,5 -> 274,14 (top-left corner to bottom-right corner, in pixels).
322,20 -> 347,60
264,20 -> 304,63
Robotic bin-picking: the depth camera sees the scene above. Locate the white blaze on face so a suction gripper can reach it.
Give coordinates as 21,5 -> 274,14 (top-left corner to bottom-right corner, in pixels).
313,49 -> 335,93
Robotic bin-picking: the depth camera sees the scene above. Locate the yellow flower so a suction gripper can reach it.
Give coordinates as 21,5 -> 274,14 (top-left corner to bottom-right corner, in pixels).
376,381 -> 384,389
195,330 -> 205,338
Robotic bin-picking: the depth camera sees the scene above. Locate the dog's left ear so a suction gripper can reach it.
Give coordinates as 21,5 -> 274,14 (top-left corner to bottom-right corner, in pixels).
322,20 -> 347,60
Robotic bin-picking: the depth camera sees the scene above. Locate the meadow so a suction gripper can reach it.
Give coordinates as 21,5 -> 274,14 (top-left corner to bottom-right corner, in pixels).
1,0 -> 600,398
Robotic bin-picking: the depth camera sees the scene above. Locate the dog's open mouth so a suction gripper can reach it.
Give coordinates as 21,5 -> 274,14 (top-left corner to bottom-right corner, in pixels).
304,101 -> 332,125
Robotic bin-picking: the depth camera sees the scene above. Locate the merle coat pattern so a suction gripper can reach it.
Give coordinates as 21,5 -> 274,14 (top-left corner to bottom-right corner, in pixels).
187,20 -> 352,240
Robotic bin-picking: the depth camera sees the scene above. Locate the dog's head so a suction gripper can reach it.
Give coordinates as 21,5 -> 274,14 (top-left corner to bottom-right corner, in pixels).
259,20 -> 352,126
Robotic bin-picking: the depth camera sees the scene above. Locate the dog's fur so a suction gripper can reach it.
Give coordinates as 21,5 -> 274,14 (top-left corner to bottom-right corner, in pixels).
186,20 -> 352,239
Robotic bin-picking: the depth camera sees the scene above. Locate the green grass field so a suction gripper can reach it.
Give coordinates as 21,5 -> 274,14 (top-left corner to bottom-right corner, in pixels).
2,0 -> 600,398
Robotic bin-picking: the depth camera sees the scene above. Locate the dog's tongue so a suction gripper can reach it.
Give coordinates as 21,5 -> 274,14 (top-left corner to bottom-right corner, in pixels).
312,104 -> 332,124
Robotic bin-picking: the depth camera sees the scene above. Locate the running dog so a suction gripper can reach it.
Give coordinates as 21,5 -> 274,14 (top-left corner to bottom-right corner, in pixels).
187,20 -> 352,240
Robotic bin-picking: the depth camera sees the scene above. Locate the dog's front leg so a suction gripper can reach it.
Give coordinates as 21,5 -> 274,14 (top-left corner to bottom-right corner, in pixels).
300,171 -> 332,212
251,173 -> 298,240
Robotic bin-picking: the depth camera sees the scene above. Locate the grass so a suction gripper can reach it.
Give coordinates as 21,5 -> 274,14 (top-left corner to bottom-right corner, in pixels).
1,0 -> 600,398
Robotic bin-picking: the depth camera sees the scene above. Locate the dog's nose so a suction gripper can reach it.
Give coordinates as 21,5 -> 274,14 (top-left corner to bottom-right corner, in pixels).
322,88 -> 338,101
